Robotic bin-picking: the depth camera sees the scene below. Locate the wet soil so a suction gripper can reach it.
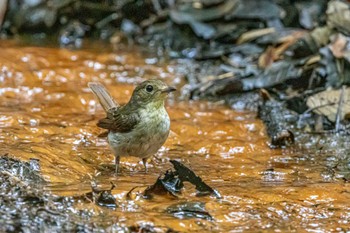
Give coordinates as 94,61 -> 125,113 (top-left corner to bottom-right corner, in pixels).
0,39 -> 349,232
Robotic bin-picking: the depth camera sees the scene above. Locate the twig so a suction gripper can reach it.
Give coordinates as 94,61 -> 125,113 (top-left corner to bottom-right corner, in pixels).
302,102 -> 338,116
335,85 -> 346,132
0,0 -> 7,28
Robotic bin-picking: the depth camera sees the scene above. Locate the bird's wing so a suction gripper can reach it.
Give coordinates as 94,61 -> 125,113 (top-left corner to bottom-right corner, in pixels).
97,107 -> 140,133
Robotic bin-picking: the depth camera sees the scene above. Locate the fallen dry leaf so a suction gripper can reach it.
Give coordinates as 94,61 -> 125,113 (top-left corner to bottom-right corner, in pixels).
304,55 -> 321,67
310,26 -> 332,47
258,31 -> 305,68
237,28 -> 275,44
258,46 -> 276,68
327,1 -> 350,35
329,33 -> 348,58
306,88 -> 350,122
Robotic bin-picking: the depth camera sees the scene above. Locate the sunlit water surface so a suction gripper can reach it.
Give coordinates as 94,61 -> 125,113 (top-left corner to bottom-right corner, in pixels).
0,40 -> 349,232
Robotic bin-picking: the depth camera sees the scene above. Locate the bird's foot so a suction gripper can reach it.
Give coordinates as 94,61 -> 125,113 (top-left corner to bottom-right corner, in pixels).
115,156 -> 120,174
142,158 -> 148,173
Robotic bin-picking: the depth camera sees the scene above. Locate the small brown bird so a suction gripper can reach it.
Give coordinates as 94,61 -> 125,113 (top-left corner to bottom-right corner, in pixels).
88,80 -> 176,173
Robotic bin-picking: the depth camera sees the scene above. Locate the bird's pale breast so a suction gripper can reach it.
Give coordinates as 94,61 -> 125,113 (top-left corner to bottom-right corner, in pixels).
107,106 -> 170,158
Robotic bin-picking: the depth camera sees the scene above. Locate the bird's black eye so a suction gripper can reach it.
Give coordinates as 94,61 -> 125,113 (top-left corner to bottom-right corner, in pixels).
146,85 -> 153,92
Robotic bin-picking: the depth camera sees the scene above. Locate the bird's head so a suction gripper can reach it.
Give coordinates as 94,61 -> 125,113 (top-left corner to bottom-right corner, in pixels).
129,79 -> 176,108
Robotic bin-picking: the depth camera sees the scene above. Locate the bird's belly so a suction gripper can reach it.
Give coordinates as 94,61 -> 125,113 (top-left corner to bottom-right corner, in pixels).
107,115 -> 170,158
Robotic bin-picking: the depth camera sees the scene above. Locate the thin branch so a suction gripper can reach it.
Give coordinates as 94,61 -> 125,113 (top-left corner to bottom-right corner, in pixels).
335,85 -> 346,132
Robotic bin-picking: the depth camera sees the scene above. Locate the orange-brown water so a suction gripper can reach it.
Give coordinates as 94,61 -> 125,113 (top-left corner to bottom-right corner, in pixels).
0,39 -> 349,232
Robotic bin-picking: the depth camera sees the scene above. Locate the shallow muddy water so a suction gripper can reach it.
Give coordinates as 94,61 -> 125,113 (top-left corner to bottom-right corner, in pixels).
0,39 -> 349,232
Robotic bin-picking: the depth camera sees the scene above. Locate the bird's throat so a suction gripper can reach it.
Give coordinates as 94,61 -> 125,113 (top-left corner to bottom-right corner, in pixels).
147,99 -> 165,110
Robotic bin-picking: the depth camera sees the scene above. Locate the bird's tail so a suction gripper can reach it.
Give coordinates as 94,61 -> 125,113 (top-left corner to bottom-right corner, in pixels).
88,82 -> 119,112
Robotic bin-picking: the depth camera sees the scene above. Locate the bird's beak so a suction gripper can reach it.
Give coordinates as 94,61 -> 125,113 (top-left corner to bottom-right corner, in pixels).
161,86 -> 176,93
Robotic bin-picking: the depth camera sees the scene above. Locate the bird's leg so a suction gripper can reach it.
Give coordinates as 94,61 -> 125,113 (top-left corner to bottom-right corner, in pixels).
115,156 -> 120,174
142,158 -> 148,173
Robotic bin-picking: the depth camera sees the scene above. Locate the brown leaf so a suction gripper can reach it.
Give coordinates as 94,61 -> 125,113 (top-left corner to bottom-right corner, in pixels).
258,31 -> 305,68
258,46 -> 276,68
237,28 -> 275,44
329,33 -> 348,58
306,88 -> 350,122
